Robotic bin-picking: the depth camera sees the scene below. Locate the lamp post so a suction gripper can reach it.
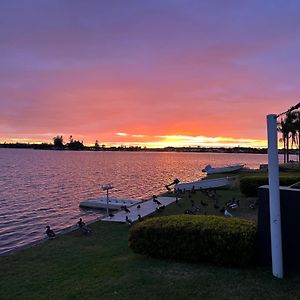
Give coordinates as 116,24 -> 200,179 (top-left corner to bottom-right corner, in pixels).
101,184 -> 113,217
267,102 -> 300,279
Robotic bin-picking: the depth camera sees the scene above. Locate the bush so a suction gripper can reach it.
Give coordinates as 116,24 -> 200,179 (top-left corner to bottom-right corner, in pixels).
129,215 -> 257,267
240,175 -> 300,197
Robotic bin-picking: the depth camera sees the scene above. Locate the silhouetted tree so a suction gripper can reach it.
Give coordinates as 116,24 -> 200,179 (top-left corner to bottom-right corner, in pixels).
53,136 -> 64,148
68,139 -> 84,150
95,140 -> 100,150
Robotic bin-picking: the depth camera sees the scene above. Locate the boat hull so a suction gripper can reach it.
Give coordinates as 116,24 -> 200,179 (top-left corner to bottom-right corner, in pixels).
203,164 -> 244,175
175,177 -> 235,191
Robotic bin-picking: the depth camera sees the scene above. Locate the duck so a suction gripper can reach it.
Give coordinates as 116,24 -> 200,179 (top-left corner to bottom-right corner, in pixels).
229,200 -> 240,209
124,206 -> 131,213
184,209 -> 195,215
225,197 -> 235,208
45,226 -> 55,238
224,209 -> 233,217
125,216 -> 133,225
201,200 -> 208,207
156,200 -> 162,206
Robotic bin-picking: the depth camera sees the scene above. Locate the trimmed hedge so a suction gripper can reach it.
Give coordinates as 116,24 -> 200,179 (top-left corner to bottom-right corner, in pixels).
129,215 -> 257,267
240,175 -> 300,197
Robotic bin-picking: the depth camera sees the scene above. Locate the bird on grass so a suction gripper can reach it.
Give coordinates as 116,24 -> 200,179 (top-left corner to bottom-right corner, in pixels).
229,200 -> 240,209
191,204 -> 201,212
225,197 -> 235,208
201,200 -> 208,207
124,206 -> 131,213
109,213 -> 114,218
224,209 -> 233,217
184,209 -> 196,215
125,216 -> 133,226
214,204 -> 220,209
45,226 -> 55,239
77,218 -> 92,234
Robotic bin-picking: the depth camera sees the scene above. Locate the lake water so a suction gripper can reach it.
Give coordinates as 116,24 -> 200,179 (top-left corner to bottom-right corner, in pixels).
0,148 -> 272,255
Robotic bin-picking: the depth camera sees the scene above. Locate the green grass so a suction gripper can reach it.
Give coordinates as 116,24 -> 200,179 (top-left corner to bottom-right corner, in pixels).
1,171 -> 300,299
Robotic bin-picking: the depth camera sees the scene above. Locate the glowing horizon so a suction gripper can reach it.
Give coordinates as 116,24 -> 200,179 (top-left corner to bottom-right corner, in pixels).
0,133 -> 268,149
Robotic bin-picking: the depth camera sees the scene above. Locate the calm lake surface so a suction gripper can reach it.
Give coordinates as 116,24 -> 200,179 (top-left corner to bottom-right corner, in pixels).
0,148 -> 272,255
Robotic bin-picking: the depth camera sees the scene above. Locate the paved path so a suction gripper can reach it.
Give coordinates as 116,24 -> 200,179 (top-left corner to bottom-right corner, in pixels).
102,196 -> 178,223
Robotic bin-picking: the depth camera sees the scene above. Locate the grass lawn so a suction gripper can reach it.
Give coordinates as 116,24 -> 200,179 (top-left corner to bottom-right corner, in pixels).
1,171 -> 300,300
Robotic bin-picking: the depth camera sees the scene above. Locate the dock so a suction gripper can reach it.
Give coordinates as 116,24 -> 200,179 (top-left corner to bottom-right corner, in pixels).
102,196 -> 178,223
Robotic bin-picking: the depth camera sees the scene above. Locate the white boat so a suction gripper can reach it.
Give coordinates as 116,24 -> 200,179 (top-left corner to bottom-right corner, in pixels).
175,176 -> 236,191
202,164 -> 245,175
79,197 -> 142,210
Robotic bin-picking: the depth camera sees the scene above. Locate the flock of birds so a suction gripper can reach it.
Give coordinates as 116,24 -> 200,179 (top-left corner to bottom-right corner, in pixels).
45,187 -> 244,238
123,195 -> 166,226
183,188 -> 241,218
45,218 -> 92,239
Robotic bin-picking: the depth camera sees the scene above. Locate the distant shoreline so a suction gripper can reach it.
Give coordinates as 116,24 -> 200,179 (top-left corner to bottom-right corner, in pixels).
0,143 -> 274,154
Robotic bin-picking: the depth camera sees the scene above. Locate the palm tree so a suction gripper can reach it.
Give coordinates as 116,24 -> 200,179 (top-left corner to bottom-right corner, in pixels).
288,111 -> 300,163
279,111 -> 300,163
278,119 -> 289,163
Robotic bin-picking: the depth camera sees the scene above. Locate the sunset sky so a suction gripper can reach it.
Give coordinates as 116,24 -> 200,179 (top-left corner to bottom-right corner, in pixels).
1,0 -> 299,147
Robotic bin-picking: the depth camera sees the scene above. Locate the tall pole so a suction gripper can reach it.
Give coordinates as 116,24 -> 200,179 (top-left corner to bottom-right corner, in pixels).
102,184 -> 113,217
106,189 -> 109,217
267,114 -> 283,278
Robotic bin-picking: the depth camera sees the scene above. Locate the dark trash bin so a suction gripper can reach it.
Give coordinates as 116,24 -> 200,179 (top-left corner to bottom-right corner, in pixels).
258,185 -> 300,272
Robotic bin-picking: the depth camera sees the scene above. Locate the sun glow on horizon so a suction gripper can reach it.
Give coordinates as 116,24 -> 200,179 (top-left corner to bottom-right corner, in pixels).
0,134 -> 268,148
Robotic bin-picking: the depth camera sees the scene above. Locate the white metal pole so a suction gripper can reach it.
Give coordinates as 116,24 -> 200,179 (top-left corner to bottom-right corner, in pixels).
267,114 -> 283,278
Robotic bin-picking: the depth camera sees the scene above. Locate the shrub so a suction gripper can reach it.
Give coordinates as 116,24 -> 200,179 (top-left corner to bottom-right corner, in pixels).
129,215 -> 257,267
240,175 -> 300,197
